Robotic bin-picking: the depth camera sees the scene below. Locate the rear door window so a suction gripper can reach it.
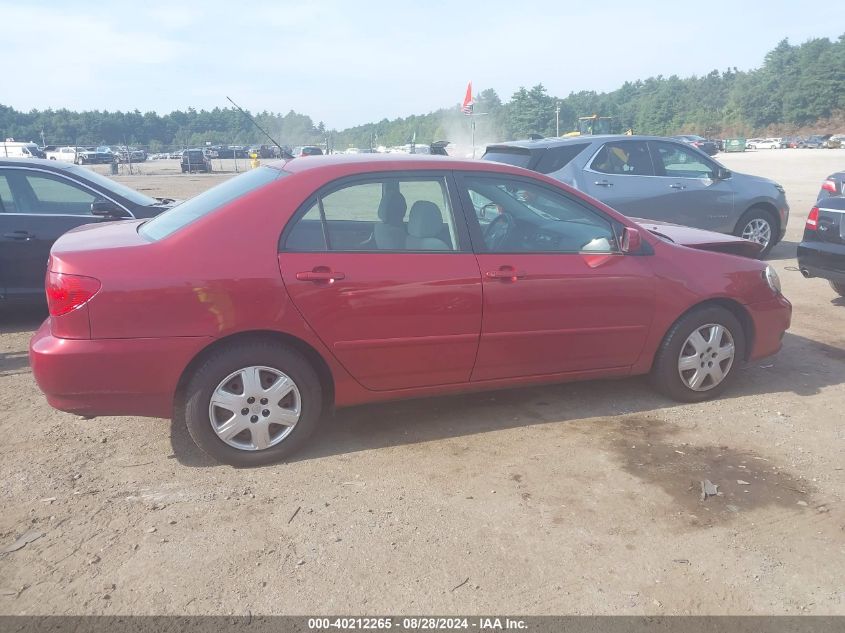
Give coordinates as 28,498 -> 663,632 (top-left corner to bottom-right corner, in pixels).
284,175 -> 459,252
589,141 -> 654,176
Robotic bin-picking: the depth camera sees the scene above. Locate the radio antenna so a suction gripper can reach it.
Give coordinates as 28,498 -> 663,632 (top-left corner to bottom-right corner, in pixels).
226,96 -> 292,159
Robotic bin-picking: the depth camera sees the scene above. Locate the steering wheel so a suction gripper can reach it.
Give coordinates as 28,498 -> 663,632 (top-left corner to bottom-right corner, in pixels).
484,212 -> 515,250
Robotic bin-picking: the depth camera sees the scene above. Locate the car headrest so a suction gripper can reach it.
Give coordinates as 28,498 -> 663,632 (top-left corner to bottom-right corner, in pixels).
377,191 -> 407,225
408,201 -> 444,238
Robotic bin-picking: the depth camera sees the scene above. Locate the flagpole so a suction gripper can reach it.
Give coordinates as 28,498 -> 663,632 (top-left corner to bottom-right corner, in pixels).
471,119 -> 475,159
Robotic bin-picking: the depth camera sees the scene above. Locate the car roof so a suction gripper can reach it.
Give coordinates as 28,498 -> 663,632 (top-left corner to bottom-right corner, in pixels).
0,157 -> 85,172
485,134 -> 675,150
271,153 -> 540,176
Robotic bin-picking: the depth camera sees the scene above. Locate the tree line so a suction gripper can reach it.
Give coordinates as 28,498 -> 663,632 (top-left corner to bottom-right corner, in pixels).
1,35 -> 843,152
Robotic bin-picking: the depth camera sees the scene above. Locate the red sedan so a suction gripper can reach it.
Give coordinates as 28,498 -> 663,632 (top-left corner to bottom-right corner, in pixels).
30,155 -> 791,466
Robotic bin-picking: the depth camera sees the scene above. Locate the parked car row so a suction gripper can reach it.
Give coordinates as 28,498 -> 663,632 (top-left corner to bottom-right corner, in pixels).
39,145 -> 147,164
672,135 -> 719,156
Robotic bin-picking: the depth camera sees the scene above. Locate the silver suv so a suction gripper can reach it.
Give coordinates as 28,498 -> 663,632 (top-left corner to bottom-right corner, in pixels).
482,135 -> 789,257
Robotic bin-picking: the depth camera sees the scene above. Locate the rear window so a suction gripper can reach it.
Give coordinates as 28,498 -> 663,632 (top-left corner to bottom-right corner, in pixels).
534,143 -> 589,174
482,148 -> 533,169
139,166 -> 284,241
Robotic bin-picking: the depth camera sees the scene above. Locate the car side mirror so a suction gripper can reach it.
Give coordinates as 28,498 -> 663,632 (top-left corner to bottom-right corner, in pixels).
621,226 -> 641,254
91,200 -> 129,218
713,167 -> 731,180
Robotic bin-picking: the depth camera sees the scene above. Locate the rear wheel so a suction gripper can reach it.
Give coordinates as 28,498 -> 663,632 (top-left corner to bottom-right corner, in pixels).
650,305 -> 746,402
735,207 -> 777,258
831,281 -> 845,297
182,340 -> 322,466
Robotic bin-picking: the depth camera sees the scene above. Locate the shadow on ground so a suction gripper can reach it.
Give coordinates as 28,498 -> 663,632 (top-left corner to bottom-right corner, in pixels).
0,305 -> 46,335
169,331 -> 844,468
766,239 -> 798,262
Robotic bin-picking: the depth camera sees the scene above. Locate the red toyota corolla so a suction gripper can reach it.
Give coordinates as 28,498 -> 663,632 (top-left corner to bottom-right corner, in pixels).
30,155 -> 791,466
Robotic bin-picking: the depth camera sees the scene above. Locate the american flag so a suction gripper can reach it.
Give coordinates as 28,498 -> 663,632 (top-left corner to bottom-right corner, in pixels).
461,81 -> 473,115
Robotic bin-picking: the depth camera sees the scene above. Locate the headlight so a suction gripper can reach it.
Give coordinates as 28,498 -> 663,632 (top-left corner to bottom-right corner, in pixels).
764,265 -> 781,294
774,184 -> 785,194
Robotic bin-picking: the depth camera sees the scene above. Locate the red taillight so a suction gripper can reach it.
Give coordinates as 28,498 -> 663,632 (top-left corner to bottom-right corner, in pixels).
805,207 -> 819,231
46,272 -> 101,316
821,179 -> 837,193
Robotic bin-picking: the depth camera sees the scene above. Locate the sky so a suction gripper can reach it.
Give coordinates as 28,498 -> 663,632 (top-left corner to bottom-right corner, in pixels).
1,0 -> 842,130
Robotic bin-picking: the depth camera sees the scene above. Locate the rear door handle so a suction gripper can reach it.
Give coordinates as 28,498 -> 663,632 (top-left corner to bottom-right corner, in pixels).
2,231 -> 35,241
594,180 -> 613,187
485,267 -> 526,281
296,270 -> 346,283
669,183 -> 687,190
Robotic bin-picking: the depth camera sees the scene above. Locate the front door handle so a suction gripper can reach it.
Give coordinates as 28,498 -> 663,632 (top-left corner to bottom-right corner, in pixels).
2,231 -> 35,241
485,267 -> 526,282
594,180 -> 613,187
296,269 -> 346,283
669,183 -> 687,190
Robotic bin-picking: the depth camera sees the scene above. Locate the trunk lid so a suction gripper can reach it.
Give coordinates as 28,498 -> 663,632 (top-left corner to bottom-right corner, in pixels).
815,199 -> 845,245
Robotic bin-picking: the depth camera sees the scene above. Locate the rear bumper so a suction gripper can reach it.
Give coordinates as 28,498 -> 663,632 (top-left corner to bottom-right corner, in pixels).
29,320 -> 210,419
746,294 -> 792,361
798,241 -> 845,282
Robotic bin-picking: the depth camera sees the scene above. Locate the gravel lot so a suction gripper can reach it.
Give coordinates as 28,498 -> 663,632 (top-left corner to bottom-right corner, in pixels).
1,150 -> 843,616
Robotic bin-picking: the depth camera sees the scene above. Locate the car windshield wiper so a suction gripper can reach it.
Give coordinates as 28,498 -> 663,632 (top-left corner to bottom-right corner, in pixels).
646,228 -> 675,243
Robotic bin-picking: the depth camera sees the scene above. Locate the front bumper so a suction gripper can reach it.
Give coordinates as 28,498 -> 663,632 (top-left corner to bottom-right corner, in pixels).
29,319 -> 210,419
746,294 -> 792,361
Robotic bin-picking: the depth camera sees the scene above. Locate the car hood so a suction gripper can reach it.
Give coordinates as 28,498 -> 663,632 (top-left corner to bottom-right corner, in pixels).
631,218 -> 763,258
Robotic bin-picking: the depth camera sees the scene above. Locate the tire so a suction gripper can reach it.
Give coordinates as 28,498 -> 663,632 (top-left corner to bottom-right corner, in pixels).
182,340 -> 322,466
831,281 -> 845,297
650,305 -> 746,403
734,207 -> 777,258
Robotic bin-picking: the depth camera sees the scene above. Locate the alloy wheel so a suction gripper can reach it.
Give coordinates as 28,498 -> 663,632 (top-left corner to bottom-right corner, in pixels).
208,365 -> 301,451
677,324 -> 736,392
741,218 -> 772,249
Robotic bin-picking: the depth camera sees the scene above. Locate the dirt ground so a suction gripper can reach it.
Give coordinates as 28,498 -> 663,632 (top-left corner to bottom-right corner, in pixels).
0,150 -> 843,616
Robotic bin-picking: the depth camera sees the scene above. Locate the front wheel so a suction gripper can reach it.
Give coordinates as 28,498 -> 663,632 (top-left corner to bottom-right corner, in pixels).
650,305 -> 746,402
831,281 -> 845,297
182,340 -> 322,466
735,208 -> 777,258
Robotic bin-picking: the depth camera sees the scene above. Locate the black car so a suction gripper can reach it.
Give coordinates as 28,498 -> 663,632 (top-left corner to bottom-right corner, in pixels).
818,171 -> 845,201
292,145 -> 324,157
0,159 -> 177,304
802,135 -> 826,149
211,145 -> 249,159
798,196 -> 845,297
672,135 -> 719,156
181,149 -> 212,173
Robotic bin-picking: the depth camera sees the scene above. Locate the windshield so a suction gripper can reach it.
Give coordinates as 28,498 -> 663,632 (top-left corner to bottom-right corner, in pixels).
140,166 -> 283,241
67,164 -> 158,206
